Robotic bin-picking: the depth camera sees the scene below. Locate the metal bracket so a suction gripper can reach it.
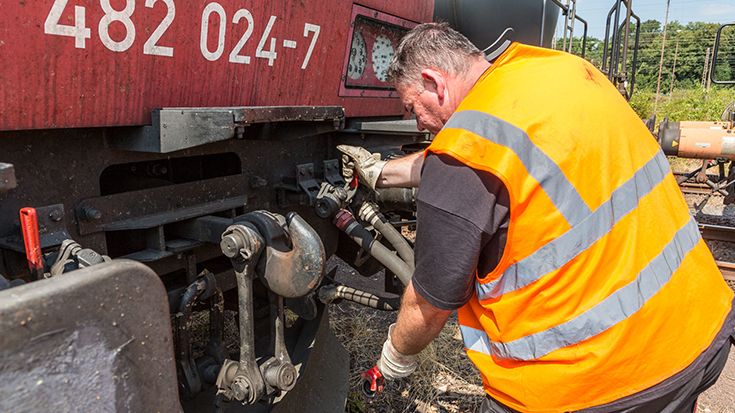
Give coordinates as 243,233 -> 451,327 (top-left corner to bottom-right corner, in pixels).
323,159 -> 345,187
296,164 -> 321,205
278,161 -> 344,208
0,204 -> 71,253
108,106 -> 345,153
35,204 -> 71,248
349,119 -> 426,136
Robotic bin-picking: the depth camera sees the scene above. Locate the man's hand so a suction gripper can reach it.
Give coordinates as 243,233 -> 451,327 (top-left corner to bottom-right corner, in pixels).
337,145 -> 387,190
361,326 -> 417,398
376,323 -> 418,380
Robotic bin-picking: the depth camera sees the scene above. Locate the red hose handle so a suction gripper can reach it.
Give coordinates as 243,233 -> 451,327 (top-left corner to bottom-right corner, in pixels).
361,365 -> 385,398
19,207 -> 43,277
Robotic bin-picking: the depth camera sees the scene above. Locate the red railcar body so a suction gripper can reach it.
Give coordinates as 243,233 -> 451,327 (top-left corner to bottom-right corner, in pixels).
0,1 -> 432,130
0,2 -> 435,411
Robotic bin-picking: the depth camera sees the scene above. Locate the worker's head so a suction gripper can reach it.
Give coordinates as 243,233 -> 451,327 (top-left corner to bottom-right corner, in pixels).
388,22 -> 487,134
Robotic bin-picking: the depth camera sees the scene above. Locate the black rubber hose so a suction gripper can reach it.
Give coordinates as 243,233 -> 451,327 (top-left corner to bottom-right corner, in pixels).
177,278 -> 208,396
334,210 -> 413,286
206,288 -> 227,365
318,284 -> 400,311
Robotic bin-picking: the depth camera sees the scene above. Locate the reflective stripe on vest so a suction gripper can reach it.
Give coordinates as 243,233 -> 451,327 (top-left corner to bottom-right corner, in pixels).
462,217 -> 701,361
445,111 -> 592,227
442,111 -> 673,301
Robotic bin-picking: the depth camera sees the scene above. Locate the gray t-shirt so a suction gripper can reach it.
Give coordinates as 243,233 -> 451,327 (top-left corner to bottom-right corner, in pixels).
412,153 -> 510,310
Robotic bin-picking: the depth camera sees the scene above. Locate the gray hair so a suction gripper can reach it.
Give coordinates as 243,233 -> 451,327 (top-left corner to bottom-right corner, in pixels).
387,22 -> 483,87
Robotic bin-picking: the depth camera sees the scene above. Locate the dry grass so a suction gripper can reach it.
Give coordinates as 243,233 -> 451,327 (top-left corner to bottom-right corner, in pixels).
330,301 -> 484,413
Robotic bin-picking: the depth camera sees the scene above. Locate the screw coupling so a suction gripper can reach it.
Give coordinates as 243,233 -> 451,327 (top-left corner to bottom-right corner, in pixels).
220,224 -> 264,261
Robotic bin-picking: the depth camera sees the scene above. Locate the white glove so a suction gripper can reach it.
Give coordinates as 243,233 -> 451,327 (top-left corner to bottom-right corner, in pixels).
376,324 -> 418,380
337,145 -> 387,190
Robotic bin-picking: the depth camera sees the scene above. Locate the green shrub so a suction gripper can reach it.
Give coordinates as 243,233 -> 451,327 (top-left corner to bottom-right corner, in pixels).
629,88 -> 735,122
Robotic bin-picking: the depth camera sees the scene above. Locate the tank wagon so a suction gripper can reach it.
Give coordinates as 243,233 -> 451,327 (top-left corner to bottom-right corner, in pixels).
0,1 -> 562,411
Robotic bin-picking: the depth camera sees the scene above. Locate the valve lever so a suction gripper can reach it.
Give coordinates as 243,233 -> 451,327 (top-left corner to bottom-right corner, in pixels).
19,207 -> 44,279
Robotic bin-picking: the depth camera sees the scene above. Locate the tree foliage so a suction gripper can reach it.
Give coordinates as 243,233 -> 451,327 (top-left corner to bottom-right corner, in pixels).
555,20 -> 735,92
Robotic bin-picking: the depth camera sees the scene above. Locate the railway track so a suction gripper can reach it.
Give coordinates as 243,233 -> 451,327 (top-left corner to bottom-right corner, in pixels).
715,260 -> 735,282
699,223 -> 735,282
673,171 -> 729,196
679,182 -> 724,196
699,223 -> 735,242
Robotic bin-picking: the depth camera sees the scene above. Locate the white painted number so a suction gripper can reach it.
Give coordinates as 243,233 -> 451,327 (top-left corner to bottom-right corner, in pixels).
144,0 -> 176,57
200,2 -> 227,61
302,23 -> 320,70
44,0 -> 91,49
99,0 -> 136,52
42,1 -> 320,71
255,16 -> 278,66
228,9 -> 254,64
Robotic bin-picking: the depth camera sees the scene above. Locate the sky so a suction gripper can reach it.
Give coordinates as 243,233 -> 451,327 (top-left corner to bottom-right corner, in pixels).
572,0 -> 735,39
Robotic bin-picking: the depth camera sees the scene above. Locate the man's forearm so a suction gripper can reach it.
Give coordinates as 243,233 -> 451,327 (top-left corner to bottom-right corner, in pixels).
377,151 -> 424,188
391,281 -> 452,355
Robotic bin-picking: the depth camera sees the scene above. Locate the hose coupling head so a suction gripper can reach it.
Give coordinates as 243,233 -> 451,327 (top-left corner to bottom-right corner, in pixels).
333,209 -> 356,232
358,202 -> 381,225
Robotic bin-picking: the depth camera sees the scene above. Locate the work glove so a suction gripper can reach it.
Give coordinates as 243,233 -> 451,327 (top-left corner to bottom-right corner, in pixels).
337,145 -> 387,190
376,323 -> 418,380
361,324 -> 418,398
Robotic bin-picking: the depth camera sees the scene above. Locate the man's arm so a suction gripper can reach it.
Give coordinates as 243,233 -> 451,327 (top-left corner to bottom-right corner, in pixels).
391,280 -> 452,355
373,154 -> 509,379
373,280 -> 451,381
377,151 -> 424,188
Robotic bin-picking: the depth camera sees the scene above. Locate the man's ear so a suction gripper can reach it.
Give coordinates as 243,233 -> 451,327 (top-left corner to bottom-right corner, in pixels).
420,69 -> 446,101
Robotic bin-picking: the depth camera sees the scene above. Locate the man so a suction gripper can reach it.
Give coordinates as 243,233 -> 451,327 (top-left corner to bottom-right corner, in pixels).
338,23 -> 735,413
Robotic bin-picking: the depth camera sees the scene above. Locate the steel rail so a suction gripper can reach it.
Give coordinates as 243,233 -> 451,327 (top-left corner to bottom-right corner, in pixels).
716,261 -> 735,282
699,223 -> 735,242
697,224 -> 735,281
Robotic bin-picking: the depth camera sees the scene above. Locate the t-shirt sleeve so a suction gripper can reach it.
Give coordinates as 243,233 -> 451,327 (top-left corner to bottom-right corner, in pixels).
411,153 -> 509,310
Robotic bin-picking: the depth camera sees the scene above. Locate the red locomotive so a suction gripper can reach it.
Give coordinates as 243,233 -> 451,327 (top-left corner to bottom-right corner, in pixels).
0,1 -> 563,411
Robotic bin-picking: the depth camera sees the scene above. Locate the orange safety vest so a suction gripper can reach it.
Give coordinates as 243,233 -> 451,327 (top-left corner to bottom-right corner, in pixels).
427,43 -> 734,412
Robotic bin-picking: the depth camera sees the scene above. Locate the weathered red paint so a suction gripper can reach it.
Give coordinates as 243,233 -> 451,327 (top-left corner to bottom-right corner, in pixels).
0,0 -> 433,131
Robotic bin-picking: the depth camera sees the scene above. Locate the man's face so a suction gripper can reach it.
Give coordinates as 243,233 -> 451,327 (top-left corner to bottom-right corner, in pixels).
397,82 -> 447,135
